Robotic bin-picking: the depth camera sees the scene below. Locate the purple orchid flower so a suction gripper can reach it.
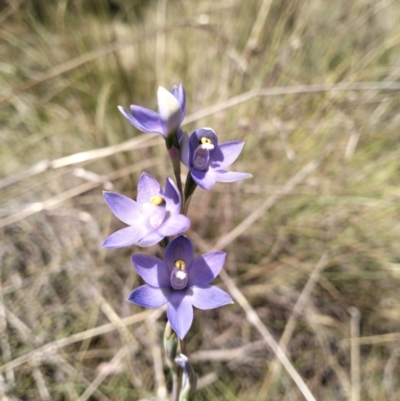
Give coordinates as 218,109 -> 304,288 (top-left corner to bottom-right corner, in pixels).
118,84 -> 186,140
127,235 -> 233,339
103,173 -> 190,248
180,127 -> 252,190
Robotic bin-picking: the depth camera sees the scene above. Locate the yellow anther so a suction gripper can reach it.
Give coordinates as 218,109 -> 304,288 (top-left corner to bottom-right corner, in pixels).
174,259 -> 186,270
200,137 -> 212,145
150,196 -> 165,206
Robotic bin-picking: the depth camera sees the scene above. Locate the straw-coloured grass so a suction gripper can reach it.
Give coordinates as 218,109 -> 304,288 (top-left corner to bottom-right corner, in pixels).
1,0 -> 400,400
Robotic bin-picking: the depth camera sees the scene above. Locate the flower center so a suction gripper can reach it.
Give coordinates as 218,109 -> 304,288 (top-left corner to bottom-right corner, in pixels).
149,210 -> 163,227
150,196 -> 165,206
193,146 -> 210,170
199,137 -> 214,150
174,259 -> 186,270
170,259 -> 188,289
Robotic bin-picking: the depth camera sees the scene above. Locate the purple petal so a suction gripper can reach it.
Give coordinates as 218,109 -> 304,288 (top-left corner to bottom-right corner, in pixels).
103,191 -> 141,225
171,85 -> 179,99
191,169 -> 217,190
172,84 -> 186,120
157,214 -> 190,237
118,105 -> 164,136
179,131 -> 190,168
157,86 -> 182,135
137,230 -> 165,247
137,173 -> 163,204
127,285 -> 169,308
190,286 -> 233,310
211,141 -> 245,169
213,170 -> 252,183
131,254 -> 170,287
167,291 -> 193,339
103,225 -> 150,248
164,235 -> 194,272
189,128 -> 219,152
164,177 -> 181,215
188,252 -> 226,287
176,128 -> 184,142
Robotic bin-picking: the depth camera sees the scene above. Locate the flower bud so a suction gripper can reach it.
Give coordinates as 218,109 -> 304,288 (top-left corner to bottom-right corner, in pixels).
158,86 -> 182,140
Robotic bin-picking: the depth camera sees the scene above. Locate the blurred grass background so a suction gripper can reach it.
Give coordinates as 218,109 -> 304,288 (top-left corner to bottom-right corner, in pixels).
1,0 -> 400,400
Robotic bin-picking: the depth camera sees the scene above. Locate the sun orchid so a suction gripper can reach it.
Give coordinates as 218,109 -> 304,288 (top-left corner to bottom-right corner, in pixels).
127,235 -> 233,339
103,173 -> 190,248
180,127 -> 252,190
118,84 -> 186,143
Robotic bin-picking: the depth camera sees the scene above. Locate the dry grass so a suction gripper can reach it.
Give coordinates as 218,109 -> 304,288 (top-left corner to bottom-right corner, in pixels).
1,0 -> 400,400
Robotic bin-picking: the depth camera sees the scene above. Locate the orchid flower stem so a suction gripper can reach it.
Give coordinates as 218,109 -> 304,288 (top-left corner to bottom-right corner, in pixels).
174,170 -> 183,203
179,338 -> 187,355
159,237 -> 170,249
170,338 -> 187,401
183,174 -> 197,215
183,194 -> 193,216
171,371 -> 180,401
164,322 -> 181,401
168,144 -> 184,204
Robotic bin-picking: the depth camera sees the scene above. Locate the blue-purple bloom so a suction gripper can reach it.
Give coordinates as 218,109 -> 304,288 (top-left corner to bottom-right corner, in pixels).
118,84 -> 186,139
103,173 -> 190,248
127,235 -> 233,339
180,127 -> 252,190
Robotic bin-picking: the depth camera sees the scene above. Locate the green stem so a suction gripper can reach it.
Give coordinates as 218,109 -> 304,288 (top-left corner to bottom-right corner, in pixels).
164,322 -> 180,401
171,338 -> 187,401
183,174 -> 197,215
179,338 -> 187,355
159,236 -> 170,249
167,142 -> 184,205
171,371 -> 180,401
174,169 -> 183,205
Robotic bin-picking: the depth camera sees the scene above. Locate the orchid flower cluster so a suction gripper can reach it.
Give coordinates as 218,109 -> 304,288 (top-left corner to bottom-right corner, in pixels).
103,84 -> 251,400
